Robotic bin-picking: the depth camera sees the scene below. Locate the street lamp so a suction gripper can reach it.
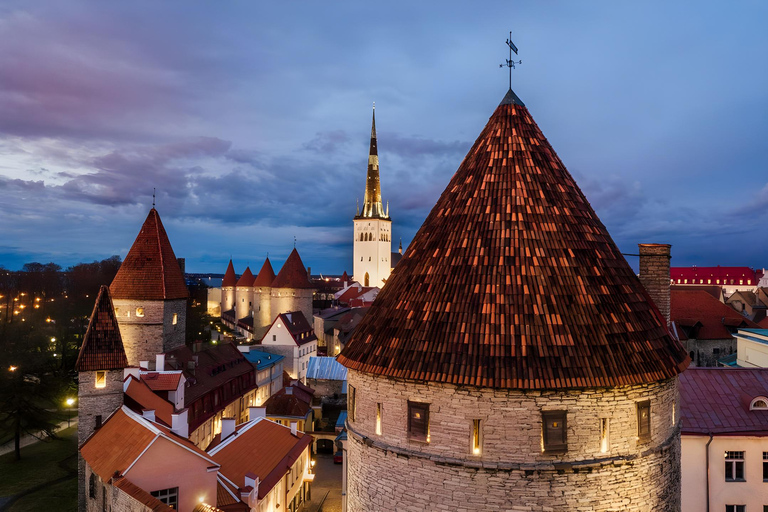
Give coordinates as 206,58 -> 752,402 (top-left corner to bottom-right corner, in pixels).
65,398 -> 76,427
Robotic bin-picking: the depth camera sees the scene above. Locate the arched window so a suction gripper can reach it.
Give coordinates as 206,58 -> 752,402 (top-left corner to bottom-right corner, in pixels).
364,272 -> 370,287
750,397 -> 768,410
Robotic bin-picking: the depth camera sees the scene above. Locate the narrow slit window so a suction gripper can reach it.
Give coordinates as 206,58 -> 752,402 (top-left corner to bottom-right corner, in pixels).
172,313 -> 178,325
599,418 -> 610,453
348,385 -> 356,422
472,419 -> 482,455
542,411 -> 567,452
637,400 -> 651,441
375,403 -> 382,435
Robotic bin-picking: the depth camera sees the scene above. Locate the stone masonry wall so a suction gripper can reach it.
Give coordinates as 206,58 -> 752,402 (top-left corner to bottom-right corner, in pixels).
255,287 -> 272,336
113,299 -> 186,366
346,370 -> 681,511
638,243 -> 671,325
270,288 -> 313,331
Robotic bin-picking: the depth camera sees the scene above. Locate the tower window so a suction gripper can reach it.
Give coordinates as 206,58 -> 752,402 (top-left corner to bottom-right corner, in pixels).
599,418 -> 610,453
375,403 -> 382,435
407,401 -> 429,442
725,451 -> 745,481
472,419 -> 482,455
172,313 -> 178,325
95,371 -> 106,389
542,410 -> 567,452
637,400 -> 651,441
348,385 -> 356,422
135,307 -> 144,317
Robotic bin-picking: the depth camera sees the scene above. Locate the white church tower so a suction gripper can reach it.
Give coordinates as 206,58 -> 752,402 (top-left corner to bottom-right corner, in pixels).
353,106 -> 392,287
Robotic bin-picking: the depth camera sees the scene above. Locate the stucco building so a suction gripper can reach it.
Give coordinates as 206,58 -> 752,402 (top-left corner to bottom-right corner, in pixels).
260,311 -> 317,380
338,86 -> 690,511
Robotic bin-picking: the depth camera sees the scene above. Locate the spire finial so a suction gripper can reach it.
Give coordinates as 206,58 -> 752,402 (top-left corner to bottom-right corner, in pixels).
356,198 -> 360,216
499,30 -> 522,90
152,188 -> 156,208
294,236 -> 297,249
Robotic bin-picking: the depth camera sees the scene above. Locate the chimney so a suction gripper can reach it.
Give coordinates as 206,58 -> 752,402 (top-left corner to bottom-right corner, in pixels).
290,421 -> 298,436
155,354 -> 165,372
638,243 -> 671,325
171,410 -> 189,438
123,367 -> 140,381
221,417 -> 236,440
142,410 -> 156,422
140,360 -> 149,370
307,267 -> 311,280
248,407 -> 266,421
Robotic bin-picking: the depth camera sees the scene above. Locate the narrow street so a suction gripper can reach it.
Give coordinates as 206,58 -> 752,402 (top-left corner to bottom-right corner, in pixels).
304,453 -> 343,512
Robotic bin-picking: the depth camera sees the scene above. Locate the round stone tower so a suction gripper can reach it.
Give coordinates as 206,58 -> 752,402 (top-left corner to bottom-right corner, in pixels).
253,257 -> 276,339
235,265 -> 255,322
220,259 -> 237,315
338,88 -> 689,511
270,248 -> 315,329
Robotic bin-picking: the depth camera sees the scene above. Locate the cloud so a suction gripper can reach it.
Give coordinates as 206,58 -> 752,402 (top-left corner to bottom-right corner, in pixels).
303,130 -> 350,153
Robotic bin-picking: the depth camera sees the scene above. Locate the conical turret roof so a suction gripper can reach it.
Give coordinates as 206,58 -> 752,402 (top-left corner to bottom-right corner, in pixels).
253,258 -> 276,287
222,260 -> 237,287
110,209 -> 188,300
236,266 -> 255,287
338,89 -> 689,389
76,286 -> 128,372
271,249 -> 313,289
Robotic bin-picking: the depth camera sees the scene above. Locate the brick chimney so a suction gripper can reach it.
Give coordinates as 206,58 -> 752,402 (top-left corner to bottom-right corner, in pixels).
638,243 -> 671,325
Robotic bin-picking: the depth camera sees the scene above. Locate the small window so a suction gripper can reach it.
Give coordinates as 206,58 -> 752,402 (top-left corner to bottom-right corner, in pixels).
725,451 -> 745,481
542,411 -> 567,452
348,385 -> 356,422
95,371 -> 106,389
726,506 -> 745,512
150,487 -> 179,509
375,403 -> 382,435
599,418 -> 610,453
407,401 -> 429,442
763,452 -> 768,481
172,313 -> 178,325
472,419 -> 482,455
135,307 -> 144,317
89,473 -> 96,498
637,400 -> 651,441
273,335 -> 277,342
95,415 -> 102,430
750,397 -> 768,410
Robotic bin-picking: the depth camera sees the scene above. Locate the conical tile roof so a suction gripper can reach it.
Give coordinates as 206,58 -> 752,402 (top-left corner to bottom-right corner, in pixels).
76,286 -> 128,372
338,89 -> 689,389
253,258 -> 276,287
222,260 -> 237,287
271,249 -> 313,289
110,209 -> 189,300
236,266 -> 255,287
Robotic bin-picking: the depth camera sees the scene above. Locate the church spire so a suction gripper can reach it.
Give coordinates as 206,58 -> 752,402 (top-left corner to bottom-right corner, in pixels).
359,104 -> 388,219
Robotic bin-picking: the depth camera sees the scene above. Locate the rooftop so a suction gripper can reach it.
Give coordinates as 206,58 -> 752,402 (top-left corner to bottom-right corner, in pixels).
241,349 -> 285,371
75,285 -> 128,372
222,260 -> 237,288
671,289 -> 759,340
306,356 -> 348,381
271,248 -> 313,289
236,266 -> 255,288
253,257 -> 276,287
267,311 -> 317,346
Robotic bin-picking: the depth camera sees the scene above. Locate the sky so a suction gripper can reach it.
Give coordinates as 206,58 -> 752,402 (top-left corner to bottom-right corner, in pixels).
0,1 -> 767,275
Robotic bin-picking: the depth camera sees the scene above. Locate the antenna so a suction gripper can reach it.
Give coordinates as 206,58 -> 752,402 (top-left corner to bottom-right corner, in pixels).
499,31 -> 522,90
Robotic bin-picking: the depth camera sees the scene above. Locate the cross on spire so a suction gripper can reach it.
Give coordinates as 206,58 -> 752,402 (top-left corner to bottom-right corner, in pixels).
500,31 -> 522,90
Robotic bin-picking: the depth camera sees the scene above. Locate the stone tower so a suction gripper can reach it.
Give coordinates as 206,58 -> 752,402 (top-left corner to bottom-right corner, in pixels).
110,208 -> 189,367
338,88 -> 690,511
253,257 -> 276,339
75,285 -> 128,511
220,259 -> 237,315
235,266 -> 255,322
353,106 -> 392,287
270,248 -> 315,330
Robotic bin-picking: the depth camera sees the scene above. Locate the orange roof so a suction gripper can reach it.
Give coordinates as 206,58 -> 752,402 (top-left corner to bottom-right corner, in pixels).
208,419 -> 312,499
140,372 -> 182,391
76,286 -> 128,372
222,260 -> 237,287
112,476 -> 174,512
194,502 -> 228,512
253,258 -> 276,287
236,266 -> 255,288
271,248 -> 313,289
110,208 -> 189,300
671,289 -> 759,340
124,376 -> 175,427
338,88 -> 689,389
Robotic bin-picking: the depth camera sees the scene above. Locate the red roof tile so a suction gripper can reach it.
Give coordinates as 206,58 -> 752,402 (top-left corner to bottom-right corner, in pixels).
222,260 -> 237,287
76,286 -> 128,372
110,209 -> 189,300
671,289 -> 759,340
271,249 -> 313,289
680,368 -> 768,434
112,476 -> 174,512
208,419 -> 312,499
124,375 -> 175,427
759,317 -> 768,329
338,89 -> 689,389
140,372 -> 182,391
236,267 -> 255,288
253,258 -> 276,287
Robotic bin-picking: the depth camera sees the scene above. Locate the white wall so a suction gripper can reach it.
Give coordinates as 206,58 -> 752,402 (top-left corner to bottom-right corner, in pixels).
736,330 -> 768,367
353,218 -> 391,287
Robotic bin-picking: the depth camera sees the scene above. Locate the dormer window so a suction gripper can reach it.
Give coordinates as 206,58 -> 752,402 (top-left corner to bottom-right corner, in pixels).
750,397 -> 768,410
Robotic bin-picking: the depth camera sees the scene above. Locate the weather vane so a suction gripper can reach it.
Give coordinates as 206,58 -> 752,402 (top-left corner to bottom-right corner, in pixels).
499,31 -> 522,90
294,236 -> 297,248
152,188 -> 156,207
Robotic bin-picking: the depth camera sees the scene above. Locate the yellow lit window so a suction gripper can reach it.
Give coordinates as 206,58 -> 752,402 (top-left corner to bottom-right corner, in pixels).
172,313 -> 178,325
472,419 -> 482,455
599,418 -> 610,453
135,307 -> 144,317
375,403 -> 382,435
95,371 -> 106,389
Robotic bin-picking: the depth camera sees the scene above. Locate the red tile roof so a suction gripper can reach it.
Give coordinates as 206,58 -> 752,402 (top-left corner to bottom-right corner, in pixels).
111,476 -> 174,512
208,419 -> 312,499
236,266 -> 255,288
338,89 -> 689,389
671,266 -> 759,286
110,209 -> 189,300
680,368 -> 768,434
253,258 -> 276,287
671,289 -> 759,340
222,260 -> 237,288
124,375 -> 175,427
670,284 -> 722,300
76,286 -> 128,372
759,317 -> 768,329
140,371 -> 182,391
271,248 -> 313,289
267,311 -> 317,346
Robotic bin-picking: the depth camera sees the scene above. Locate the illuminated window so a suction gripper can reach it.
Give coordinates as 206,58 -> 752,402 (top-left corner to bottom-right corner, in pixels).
172,313 -> 178,325
707,279 -> 711,284
599,418 -> 610,453
684,279 -> 688,284
150,487 -> 178,509
375,403 -> 382,435
472,419 -> 482,455
95,371 -> 106,389
637,401 -> 651,441
740,280 -> 743,285
717,279 -> 720,284
135,307 -> 144,317
407,401 -> 429,442
750,397 -> 768,410
348,385 -> 356,422
542,411 -> 567,452
725,451 -> 745,482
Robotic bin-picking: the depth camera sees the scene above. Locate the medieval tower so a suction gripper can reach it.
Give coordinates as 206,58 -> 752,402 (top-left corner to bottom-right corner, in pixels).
338,86 -> 690,510
353,106 -> 392,287
221,259 -> 237,314
109,208 -> 189,367
75,285 -> 128,511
